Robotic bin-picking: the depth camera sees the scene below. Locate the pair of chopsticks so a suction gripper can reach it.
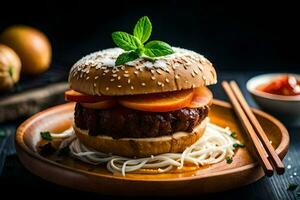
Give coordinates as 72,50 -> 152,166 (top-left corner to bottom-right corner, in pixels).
222,80 -> 284,177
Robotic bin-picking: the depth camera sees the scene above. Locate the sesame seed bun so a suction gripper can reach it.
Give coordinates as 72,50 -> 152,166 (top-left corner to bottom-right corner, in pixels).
69,47 -> 217,96
74,117 -> 207,157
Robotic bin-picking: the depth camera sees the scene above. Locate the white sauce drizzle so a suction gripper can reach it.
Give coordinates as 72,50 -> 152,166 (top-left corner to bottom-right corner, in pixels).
51,119 -> 241,176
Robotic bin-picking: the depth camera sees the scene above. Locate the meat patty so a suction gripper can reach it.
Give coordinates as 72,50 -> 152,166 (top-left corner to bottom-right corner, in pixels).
74,103 -> 209,138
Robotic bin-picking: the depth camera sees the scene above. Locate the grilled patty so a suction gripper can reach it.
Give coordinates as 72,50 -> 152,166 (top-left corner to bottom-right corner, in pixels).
74,103 -> 209,138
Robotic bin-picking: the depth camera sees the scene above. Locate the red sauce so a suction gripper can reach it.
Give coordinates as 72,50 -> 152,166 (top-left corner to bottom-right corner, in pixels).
256,75 -> 300,96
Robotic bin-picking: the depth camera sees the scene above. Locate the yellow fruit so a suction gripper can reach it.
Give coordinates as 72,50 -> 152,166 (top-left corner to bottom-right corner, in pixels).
0,25 -> 52,75
0,44 -> 21,90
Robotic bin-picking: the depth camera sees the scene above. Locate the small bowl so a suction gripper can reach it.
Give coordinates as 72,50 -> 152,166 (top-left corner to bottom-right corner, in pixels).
246,73 -> 300,126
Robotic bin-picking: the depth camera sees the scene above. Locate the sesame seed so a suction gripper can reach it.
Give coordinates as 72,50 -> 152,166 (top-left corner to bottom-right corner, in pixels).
117,85 -> 122,88
128,79 -> 131,84
141,83 -> 146,86
86,76 -> 90,80
165,78 -> 170,83
198,65 -> 203,71
112,74 -> 118,77
125,70 -> 129,74
175,75 -> 180,79
161,83 -> 165,87
194,69 -> 199,75
102,66 -> 107,70
131,86 -> 134,90
106,87 -> 109,91
104,69 -> 109,73
110,78 -> 115,82
151,76 -> 156,80
150,69 -> 155,74
93,83 -> 97,87
191,72 -> 195,77
94,76 -> 99,79
192,84 -> 196,88
121,66 -> 125,70
185,80 -> 188,83
172,66 -> 176,70
118,76 -> 121,80
156,69 -> 162,74
124,74 -> 130,77
157,81 -> 162,86
134,71 -> 139,75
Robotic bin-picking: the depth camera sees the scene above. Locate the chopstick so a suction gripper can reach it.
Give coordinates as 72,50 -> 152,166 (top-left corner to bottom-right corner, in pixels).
222,81 -> 274,177
229,81 -> 285,175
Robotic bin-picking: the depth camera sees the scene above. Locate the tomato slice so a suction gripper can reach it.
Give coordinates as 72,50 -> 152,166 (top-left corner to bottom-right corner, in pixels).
119,89 -> 194,112
188,87 -> 213,108
65,90 -> 113,103
80,100 -> 117,109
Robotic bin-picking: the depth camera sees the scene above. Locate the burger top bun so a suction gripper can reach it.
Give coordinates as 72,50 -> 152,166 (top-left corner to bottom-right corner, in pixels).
69,47 -> 217,96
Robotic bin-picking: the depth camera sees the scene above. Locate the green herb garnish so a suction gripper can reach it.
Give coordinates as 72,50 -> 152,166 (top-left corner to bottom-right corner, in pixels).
226,156 -> 233,164
230,132 -> 237,139
112,16 -> 174,65
40,131 -> 52,141
233,143 -> 245,149
287,183 -> 298,191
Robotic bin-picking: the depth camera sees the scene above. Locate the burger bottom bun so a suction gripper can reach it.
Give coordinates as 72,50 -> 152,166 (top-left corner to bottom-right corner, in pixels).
74,117 -> 207,158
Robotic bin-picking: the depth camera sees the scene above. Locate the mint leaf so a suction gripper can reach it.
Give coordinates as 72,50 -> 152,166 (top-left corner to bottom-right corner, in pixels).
133,16 -> 152,44
115,51 -> 139,66
144,40 -> 174,57
112,32 -> 142,51
112,16 -> 174,65
40,131 -> 52,141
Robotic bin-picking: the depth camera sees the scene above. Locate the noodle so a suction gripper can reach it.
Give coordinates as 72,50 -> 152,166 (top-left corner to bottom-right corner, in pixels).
52,119 -> 241,176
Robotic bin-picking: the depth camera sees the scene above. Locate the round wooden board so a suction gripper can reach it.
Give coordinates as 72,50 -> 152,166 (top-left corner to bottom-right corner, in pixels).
15,100 -> 289,196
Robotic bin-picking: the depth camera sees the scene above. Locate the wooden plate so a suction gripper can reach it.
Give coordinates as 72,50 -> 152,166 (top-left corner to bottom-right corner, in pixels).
15,100 -> 289,195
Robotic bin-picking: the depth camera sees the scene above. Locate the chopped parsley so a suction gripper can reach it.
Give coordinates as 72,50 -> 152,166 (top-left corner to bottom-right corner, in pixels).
230,132 -> 237,139
287,183 -> 298,191
226,156 -> 233,164
233,143 -> 245,149
40,131 -> 52,141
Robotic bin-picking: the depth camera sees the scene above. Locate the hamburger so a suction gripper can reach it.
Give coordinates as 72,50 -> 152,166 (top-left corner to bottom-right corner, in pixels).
65,16 -> 217,158
66,47 -> 216,157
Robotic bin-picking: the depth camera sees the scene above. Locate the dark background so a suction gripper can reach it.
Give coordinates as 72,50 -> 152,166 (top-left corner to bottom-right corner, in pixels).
1,1 -> 300,199
0,0 -> 299,72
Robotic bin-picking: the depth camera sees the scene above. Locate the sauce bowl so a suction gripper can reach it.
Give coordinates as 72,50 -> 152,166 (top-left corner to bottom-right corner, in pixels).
246,73 -> 300,125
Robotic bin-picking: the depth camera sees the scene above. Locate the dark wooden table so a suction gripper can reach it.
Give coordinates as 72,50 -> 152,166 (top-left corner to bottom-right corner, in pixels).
0,71 -> 299,200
